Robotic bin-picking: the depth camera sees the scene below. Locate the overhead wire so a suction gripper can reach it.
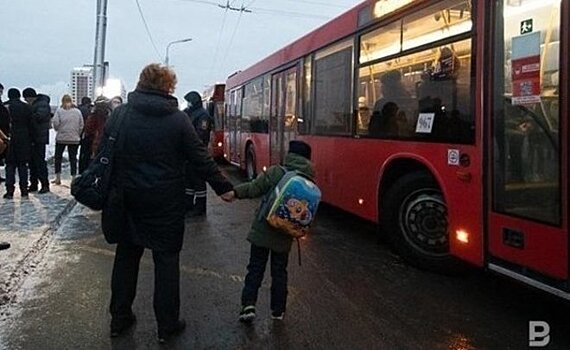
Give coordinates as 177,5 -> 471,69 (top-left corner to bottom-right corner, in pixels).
220,6 -> 244,72
210,6 -> 230,77
135,0 -> 162,61
170,0 -> 336,19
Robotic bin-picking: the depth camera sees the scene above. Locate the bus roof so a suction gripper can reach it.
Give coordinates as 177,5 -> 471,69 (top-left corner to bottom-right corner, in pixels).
226,0 -> 368,89
202,83 -> 226,102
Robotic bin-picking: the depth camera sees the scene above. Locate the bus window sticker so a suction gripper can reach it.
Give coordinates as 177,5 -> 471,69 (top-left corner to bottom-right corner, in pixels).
415,113 -> 435,133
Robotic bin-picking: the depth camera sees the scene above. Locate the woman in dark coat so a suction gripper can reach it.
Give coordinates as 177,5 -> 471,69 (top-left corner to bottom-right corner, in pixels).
3,88 -> 33,198
83,96 -> 111,160
101,64 -> 233,343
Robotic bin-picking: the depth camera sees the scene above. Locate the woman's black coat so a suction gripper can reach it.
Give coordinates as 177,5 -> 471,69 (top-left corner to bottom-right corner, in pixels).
101,89 -> 233,251
4,99 -> 33,164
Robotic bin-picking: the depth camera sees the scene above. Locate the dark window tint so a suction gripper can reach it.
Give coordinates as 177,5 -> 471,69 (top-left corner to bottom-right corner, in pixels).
313,41 -> 353,135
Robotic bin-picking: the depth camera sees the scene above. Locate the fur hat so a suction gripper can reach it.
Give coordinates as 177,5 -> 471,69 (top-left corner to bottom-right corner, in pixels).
288,140 -> 311,160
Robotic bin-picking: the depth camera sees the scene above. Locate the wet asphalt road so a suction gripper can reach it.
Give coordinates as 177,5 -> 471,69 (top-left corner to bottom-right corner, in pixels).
0,164 -> 569,350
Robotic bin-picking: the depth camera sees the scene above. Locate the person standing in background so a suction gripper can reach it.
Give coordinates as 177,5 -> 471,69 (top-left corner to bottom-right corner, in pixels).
110,96 -> 123,111
84,96 -> 111,160
78,97 -> 93,174
51,94 -> 84,184
0,83 -> 10,183
22,88 -> 51,194
3,88 -> 33,199
182,91 -> 214,217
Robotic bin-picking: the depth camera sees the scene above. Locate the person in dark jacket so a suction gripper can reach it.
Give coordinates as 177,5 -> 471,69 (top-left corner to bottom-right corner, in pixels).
228,141 -> 314,323
182,91 -> 214,217
22,88 -> 51,194
78,97 -> 93,174
101,64 -> 233,343
3,89 -> 33,199
0,83 -> 10,183
84,96 -> 111,161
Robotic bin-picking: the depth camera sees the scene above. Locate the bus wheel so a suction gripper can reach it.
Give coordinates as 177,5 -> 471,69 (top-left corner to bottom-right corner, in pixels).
246,146 -> 256,181
382,172 -> 462,274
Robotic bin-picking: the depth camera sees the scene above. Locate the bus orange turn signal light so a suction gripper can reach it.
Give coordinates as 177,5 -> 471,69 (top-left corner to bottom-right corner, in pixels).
456,171 -> 472,182
456,229 -> 469,244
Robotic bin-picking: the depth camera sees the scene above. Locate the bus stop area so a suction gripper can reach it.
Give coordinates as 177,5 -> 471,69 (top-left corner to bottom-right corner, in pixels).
0,165 -> 568,350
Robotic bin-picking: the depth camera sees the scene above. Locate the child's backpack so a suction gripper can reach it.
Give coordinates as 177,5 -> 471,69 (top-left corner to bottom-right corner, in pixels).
258,167 -> 321,238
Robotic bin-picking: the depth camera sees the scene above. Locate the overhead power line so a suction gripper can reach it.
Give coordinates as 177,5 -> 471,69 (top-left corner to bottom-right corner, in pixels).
221,8 -> 244,69
210,6 -> 230,77
135,0 -> 162,60
218,0 -> 252,13
171,0 -> 337,19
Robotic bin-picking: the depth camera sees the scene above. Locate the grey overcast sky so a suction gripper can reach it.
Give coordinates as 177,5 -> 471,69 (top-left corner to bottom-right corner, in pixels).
0,0 -> 357,104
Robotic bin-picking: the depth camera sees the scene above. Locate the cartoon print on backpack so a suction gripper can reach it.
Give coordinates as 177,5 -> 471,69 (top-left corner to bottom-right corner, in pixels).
264,173 -> 321,238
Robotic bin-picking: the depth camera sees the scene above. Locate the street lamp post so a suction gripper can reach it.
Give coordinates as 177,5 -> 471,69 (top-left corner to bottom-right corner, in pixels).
165,38 -> 192,66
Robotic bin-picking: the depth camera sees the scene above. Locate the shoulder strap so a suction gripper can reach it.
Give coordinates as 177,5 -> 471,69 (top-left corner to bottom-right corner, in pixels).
107,105 -> 130,145
280,165 -> 313,182
98,106 -> 130,165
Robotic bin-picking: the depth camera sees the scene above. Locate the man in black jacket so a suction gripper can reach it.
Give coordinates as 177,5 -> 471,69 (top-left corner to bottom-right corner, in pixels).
23,88 -> 51,193
0,83 -> 10,183
3,88 -> 33,199
183,91 -> 214,217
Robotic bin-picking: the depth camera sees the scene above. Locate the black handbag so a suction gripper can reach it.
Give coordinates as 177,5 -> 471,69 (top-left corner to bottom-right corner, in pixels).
71,106 -> 128,210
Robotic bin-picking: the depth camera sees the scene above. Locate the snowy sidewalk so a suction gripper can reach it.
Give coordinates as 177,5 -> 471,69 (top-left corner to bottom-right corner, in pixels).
0,178 -> 76,312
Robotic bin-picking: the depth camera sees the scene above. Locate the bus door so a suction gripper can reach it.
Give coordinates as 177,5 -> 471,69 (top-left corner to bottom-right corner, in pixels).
229,88 -> 242,165
228,89 -> 239,164
488,0 -> 568,290
270,66 -> 298,165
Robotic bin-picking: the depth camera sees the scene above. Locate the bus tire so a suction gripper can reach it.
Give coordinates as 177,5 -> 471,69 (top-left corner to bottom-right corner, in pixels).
382,172 -> 465,274
246,146 -> 257,181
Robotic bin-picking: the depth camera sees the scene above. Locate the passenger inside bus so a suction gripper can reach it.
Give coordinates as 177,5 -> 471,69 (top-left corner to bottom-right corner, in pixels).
371,70 -> 413,134
357,96 -> 371,132
369,102 -> 398,138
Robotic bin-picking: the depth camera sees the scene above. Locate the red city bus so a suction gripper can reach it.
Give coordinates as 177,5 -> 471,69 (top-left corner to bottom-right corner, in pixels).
225,0 -> 568,298
202,83 -> 226,159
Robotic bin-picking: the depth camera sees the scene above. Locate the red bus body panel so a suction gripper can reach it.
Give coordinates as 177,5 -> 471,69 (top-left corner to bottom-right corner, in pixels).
202,84 -> 226,159
241,133 -> 270,171
212,131 -> 224,159
489,216 -> 567,278
294,136 -> 484,267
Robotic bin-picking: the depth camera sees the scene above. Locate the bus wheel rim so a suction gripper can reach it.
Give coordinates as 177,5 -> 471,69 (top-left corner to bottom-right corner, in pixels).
398,189 -> 449,258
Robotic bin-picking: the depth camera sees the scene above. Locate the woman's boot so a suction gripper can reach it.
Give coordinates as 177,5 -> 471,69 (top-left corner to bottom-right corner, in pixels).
51,173 -> 61,185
